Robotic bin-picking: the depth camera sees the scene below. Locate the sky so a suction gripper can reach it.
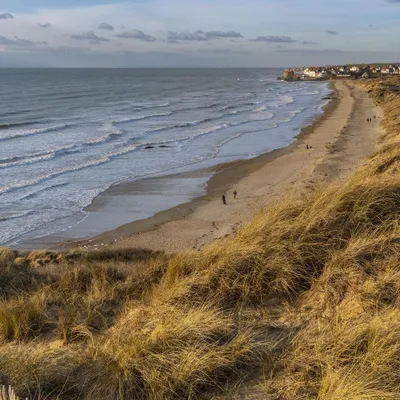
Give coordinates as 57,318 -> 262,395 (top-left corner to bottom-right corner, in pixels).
0,0 -> 399,68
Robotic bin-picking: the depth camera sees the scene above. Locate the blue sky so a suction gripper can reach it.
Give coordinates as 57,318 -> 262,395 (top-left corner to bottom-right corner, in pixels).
0,0 -> 399,67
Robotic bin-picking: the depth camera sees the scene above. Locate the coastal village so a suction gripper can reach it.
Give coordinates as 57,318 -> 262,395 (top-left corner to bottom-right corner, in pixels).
281,63 -> 400,81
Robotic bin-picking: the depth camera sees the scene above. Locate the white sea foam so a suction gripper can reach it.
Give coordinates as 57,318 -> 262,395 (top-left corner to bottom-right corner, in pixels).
0,124 -> 71,142
113,112 -> 173,125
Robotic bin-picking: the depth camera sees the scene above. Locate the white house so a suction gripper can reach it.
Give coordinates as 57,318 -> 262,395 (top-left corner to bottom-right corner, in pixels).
303,68 -> 317,78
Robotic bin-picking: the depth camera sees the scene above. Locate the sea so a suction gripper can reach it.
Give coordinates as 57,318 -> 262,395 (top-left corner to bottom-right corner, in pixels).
0,68 -> 331,247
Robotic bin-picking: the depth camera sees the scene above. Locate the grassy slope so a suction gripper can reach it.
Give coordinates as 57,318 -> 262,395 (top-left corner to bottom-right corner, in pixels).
1,77 -> 400,400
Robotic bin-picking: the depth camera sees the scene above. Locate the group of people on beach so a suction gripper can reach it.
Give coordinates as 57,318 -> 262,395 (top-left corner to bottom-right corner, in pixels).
222,190 -> 237,205
367,116 -> 377,122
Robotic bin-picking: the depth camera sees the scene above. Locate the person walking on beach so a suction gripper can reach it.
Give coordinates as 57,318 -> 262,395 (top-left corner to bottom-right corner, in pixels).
233,190 -> 237,199
222,194 -> 227,205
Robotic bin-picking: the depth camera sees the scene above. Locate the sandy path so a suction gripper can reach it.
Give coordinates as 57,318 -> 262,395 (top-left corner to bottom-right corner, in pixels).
65,81 -> 383,254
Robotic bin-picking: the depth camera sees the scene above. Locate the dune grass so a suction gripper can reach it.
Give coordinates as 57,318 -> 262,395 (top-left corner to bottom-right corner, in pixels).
1,76 -> 400,399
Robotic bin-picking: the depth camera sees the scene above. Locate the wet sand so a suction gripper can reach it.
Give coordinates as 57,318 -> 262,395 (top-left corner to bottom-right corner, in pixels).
25,81 -> 383,253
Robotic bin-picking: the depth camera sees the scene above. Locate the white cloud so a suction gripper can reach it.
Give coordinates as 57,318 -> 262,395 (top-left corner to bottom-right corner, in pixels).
0,35 -> 34,47
167,31 -> 208,41
0,12 -> 13,20
71,31 -> 110,42
205,31 -> 243,39
98,22 -> 114,31
250,36 -> 297,43
115,29 -> 156,42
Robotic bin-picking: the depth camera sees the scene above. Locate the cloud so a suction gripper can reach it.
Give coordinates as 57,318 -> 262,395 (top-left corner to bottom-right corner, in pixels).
250,36 -> 297,43
167,30 -> 242,41
71,31 -> 109,42
167,31 -> 207,41
115,29 -> 156,42
98,22 -> 114,31
38,23 -> 51,28
205,31 -> 243,39
302,40 -> 316,45
0,35 -> 34,47
326,30 -> 339,35
0,12 -> 13,20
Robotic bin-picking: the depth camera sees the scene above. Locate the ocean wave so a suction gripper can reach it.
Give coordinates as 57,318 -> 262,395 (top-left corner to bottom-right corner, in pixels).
18,183 -> 70,202
0,144 -> 141,195
0,153 -> 56,169
148,117 -> 215,133
0,121 -> 37,130
112,112 -> 173,126
0,124 -> 72,142
85,127 -> 123,146
0,159 -> 106,195
0,109 -> 32,118
198,102 -> 221,110
188,113 -> 275,141
217,105 -> 236,112
278,108 -> 306,124
143,107 -> 275,143
298,90 -> 321,96
247,112 -> 275,121
119,101 -> 172,113
0,210 -> 35,222
278,95 -> 295,105
0,144 -> 80,168
0,126 -> 126,170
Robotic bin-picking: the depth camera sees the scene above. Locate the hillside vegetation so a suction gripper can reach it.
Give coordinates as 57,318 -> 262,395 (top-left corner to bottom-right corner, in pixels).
1,77 -> 400,399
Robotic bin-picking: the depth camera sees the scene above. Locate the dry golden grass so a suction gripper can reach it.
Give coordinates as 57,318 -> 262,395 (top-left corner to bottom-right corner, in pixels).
1,77 -> 400,399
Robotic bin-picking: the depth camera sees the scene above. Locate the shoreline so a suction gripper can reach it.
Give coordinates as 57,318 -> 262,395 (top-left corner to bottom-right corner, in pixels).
16,80 -> 383,253
49,83 -> 339,252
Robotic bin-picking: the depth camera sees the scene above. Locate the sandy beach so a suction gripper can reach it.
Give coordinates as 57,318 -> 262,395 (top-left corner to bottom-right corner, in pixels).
44,80 -> 382,253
